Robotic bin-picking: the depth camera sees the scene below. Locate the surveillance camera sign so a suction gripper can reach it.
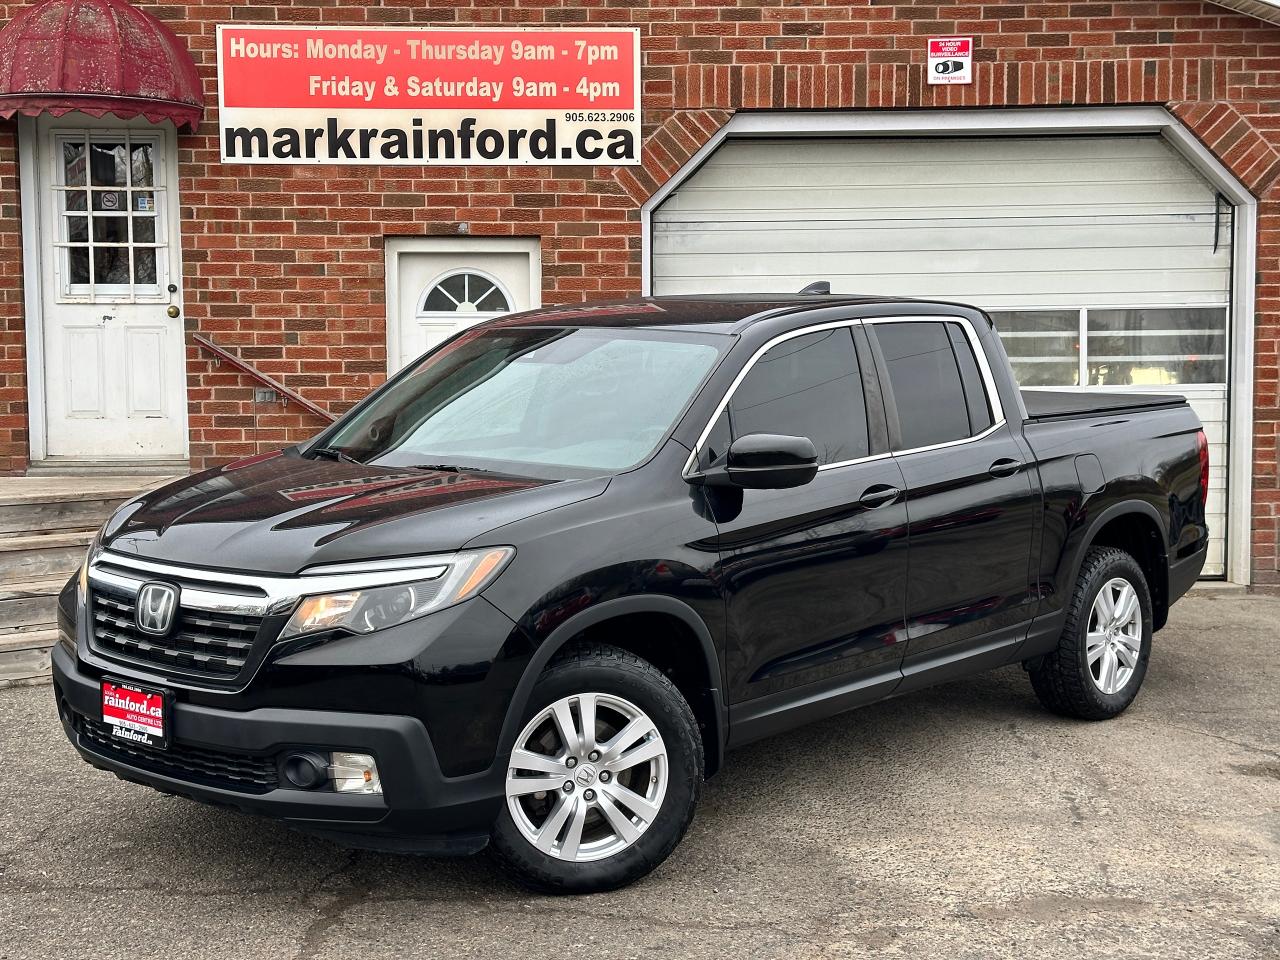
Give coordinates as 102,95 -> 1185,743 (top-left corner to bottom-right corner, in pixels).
928,37 -> 972,85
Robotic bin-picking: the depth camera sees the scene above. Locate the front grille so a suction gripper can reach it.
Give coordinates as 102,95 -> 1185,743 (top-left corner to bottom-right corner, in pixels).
89,584 -> 261,682
76,714 -> 279,793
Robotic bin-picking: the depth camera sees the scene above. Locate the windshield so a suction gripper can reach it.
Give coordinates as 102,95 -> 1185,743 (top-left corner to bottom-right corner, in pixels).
322,326 -> 724,478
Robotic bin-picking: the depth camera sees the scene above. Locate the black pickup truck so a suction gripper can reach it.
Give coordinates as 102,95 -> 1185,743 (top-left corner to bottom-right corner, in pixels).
52,295 -> 1209,893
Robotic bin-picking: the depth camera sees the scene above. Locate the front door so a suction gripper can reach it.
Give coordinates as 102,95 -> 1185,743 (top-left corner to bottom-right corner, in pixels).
35,118 -> 187,460
702,324 -> 910,733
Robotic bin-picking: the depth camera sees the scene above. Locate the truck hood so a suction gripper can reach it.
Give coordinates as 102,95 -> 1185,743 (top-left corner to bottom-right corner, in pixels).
101,450 -> 609,575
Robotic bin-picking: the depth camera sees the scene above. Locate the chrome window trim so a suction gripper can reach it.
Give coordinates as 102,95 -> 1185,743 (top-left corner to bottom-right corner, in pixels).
681,314 -> 1006,477
88,550 -> 453,617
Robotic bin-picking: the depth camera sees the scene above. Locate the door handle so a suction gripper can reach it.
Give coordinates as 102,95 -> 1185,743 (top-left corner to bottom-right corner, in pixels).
989,458 -> 1023,478
858,484 -> 901,508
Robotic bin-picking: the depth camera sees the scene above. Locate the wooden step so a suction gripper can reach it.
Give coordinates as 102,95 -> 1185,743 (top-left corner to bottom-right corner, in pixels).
0,628 -> 57,684
0,474 -> 177,538
0,532 -> 94,581
0,575 -> 70,632
26,458 -> 188,477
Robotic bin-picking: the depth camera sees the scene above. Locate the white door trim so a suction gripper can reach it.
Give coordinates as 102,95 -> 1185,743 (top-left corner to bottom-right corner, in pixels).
640,106 -> 1257,585
18,112 -> 190,464
383,235 -> 542,374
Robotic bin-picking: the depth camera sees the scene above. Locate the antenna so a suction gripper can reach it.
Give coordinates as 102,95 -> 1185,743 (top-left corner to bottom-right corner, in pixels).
798,281 -> 831,295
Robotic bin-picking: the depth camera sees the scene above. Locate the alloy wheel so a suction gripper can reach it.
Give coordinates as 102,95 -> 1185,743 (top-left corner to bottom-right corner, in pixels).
1086,576 -> 1143,695
505,692 -> 668,862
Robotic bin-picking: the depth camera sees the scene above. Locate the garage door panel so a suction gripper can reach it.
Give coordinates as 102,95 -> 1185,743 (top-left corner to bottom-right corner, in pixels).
653,134 -> 1233,578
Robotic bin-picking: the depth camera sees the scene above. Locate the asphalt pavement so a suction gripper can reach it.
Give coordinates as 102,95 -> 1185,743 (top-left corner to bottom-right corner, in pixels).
1,590 -> 1277,960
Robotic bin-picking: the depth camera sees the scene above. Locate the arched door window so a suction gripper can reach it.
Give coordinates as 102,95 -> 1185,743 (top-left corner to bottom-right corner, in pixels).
419,270 -> 513,317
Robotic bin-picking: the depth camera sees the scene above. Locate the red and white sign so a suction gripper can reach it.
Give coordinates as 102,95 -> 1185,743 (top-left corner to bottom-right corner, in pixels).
927,37 -> 973,85
216,25 -> 641,165
102,681 -> 166,749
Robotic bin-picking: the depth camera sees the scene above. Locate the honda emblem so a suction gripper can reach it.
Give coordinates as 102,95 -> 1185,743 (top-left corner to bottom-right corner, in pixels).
135,581 -> 179,636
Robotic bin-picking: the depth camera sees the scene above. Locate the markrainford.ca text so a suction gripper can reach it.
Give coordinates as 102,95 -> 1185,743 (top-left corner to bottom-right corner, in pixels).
223,117 -> 635,161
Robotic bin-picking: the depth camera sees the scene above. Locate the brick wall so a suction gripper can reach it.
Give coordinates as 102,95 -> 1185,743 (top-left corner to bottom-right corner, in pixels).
2,0 -> 1280,580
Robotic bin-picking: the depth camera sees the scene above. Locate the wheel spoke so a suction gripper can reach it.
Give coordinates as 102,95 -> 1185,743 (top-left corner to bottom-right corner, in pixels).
1114,641 -> 1139,669
551,700 -> 581,756
1098,647 -> 1119,694
534,794 -> 574,853
606,781 -> 660,823
595,790 -> 640,844
607,736 -> 665,772
1113,584 -> 1137,627
1094,585 -> 1116,623
578,693 -> 598,754
1086,632 -> 1108,665
559,796 -> 589,860
599,716 -> 654,765
509,749 -> 567,776
506,775 -> 565,797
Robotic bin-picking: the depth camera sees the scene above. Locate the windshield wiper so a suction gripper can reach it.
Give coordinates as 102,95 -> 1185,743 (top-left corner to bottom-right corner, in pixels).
308,446 -> 364,465
407,463 -> 493,474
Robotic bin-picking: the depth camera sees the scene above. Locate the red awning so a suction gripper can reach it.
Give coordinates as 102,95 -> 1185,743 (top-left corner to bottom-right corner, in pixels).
0,0 -> 204,131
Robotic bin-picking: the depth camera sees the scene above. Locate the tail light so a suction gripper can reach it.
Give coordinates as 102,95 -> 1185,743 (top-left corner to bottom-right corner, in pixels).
1196,430 -> 1209,505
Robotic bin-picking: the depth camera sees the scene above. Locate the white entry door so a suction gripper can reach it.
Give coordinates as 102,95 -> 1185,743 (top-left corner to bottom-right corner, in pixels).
386,237 -> 541,371
34,118 -> 187,459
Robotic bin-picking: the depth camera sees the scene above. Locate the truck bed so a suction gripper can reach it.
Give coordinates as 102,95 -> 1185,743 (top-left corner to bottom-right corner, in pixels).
1020,388 -> 1188,422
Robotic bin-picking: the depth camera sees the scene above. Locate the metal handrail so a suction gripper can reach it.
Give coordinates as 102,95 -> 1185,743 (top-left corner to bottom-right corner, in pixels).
193,333 -> 337,424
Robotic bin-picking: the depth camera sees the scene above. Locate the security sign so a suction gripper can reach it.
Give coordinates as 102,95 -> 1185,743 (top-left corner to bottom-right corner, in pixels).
927,37 -> 973,85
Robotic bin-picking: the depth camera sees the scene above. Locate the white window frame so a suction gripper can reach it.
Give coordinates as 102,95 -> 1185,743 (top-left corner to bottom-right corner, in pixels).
644,107 -> 1256,585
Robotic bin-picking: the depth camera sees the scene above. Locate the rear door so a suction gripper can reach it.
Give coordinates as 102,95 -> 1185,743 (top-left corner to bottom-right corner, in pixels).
865,318 -> 1039,682
697,323 -> 910,716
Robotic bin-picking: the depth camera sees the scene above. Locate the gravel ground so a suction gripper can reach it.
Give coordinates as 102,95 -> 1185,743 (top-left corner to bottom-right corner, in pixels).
1,591 -> 1277,960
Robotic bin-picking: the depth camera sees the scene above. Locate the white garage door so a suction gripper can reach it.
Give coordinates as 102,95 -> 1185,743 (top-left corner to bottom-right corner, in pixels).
652,136 -> 1231,575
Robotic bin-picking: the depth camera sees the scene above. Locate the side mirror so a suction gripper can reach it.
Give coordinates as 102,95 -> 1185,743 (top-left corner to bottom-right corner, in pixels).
690,433 -> 819,490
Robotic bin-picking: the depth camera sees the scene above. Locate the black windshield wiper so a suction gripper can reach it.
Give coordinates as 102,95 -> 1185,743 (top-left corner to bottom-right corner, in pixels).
407,463 -> 492,474
308,446 -> 364,465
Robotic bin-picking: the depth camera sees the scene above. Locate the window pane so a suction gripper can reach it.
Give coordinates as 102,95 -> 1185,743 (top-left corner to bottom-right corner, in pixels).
63,190 -> 87,212
134,249 -> 157,285
65,216 -> 87,242
62,141 -> 86,186
875,321 -> 972,449
474,284 -> 510,311
1087,308 -> 1227,386
92,190 -> 126,213
133,191 -> 156,214
89,142 -> 127,187
68,247 -> 89,285
93,248 -> 130,285
130,143 -> 155,187
990,310 -> 1080,387
729,328 -> 868,466
92,217 -> 129,243
947,323 -> 993,434
132,217 -> 156,243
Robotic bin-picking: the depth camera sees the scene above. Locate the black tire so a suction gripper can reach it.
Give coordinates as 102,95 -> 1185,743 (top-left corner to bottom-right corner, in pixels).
489,643 -> 703,894
1029,546 -> 1154,720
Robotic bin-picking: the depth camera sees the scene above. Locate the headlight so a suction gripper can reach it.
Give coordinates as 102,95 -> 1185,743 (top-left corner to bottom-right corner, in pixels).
78,527 -> 105,597
279,546 -> 514,640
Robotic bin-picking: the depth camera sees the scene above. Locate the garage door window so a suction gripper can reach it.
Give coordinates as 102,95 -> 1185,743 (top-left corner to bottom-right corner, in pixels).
991,308 -> 1227,388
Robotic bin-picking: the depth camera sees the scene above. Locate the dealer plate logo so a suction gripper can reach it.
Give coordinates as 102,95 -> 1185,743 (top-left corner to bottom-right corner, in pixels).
135,582 -> 179,636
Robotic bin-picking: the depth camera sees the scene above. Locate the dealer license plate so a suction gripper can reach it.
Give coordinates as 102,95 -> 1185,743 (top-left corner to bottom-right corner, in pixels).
101,679 -> 168,750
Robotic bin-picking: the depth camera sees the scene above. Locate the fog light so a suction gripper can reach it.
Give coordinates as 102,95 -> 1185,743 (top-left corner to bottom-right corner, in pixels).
329,752 -> 381,794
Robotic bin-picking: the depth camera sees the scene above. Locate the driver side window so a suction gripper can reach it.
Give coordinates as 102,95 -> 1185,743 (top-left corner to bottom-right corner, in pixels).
721,326 -> 870,467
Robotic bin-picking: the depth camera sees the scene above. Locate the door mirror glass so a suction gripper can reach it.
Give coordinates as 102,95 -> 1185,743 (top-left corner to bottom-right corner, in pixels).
693,433 -> 819,489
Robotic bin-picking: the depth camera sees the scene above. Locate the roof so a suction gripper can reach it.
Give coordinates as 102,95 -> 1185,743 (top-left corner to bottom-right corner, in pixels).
485,295 -> 911,332
0,0 -> 204,131
1210,0 -> 1280,26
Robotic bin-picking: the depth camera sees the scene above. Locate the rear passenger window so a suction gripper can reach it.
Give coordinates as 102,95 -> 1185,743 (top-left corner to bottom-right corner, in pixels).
874,321 -> 994,450
729,327 -> 869,466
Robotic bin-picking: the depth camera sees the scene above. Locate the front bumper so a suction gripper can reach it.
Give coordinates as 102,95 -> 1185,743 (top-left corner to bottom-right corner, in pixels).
52,643 -> 504,855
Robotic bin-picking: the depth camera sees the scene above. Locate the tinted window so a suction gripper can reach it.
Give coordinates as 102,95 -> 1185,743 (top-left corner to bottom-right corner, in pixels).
728,328 -> 868,466
875,321 -> 993,450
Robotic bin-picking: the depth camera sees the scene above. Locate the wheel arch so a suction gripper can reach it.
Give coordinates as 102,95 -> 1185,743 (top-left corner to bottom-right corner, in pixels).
496,596 -> 727,778
1075,500 -> 1170,630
